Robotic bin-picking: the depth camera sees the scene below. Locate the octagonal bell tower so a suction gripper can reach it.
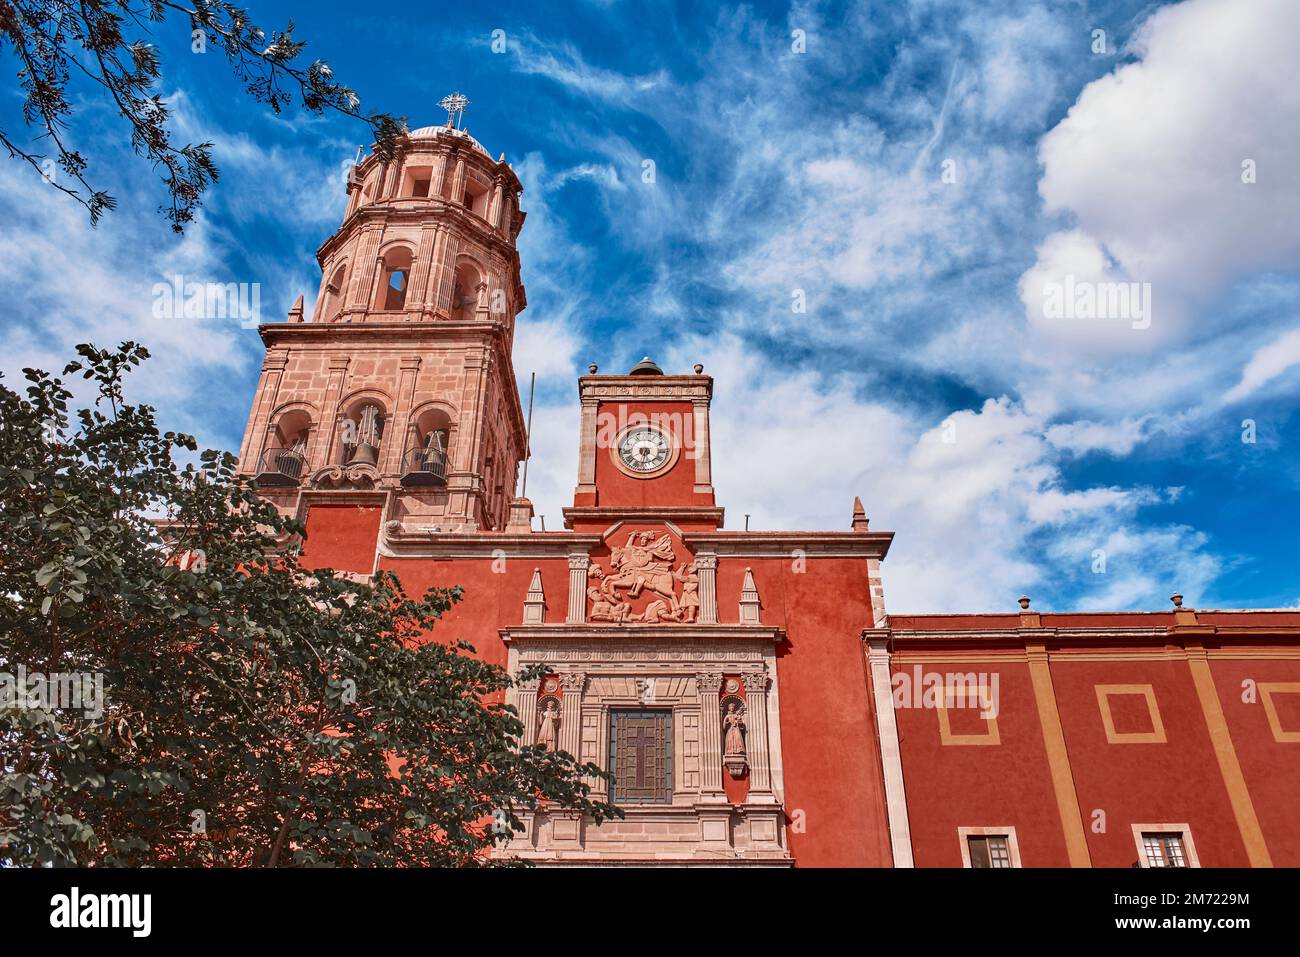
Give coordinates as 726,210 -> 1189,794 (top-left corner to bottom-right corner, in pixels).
236,94 -> 530,536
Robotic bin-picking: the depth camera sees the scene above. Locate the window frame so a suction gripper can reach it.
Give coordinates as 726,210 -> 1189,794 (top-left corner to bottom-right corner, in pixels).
607,708 -> 674,806
958,826 -> 1022,868
1131,823 -> 1200,868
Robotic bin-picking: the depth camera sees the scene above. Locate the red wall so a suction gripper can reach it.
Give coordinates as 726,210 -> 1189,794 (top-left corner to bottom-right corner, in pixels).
891,656 -> 1069,866
591,401 -> 697,508
716,557 -> 892,867
1209,655 -> 1300,866
300,504 -> 382,575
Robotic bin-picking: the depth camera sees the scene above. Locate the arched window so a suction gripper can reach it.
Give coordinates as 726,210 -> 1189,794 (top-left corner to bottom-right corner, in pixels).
321,263 -> 348,322
451,261 -> 483,320
374,247 -> 414,311
255,409 -> 312,485
401,407 -> 452,486
401,165 -> 433,198
339,399 -> 386,466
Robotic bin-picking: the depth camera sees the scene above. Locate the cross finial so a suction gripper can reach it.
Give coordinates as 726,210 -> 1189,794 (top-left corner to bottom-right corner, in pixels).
439,91 -> 470,129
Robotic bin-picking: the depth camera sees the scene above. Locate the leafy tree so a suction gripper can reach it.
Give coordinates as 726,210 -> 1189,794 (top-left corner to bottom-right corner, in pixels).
0,0 -> 403,230
0,343 -> 618,866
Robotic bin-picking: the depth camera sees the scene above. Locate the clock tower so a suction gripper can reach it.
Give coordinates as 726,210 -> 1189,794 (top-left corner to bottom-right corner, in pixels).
566,356 -> 721,533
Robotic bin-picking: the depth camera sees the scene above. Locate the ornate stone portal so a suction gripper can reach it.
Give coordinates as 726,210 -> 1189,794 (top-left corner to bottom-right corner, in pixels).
500,626 -> 791,865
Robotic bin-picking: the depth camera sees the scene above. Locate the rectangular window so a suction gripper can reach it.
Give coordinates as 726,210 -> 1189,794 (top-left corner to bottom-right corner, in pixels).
1141,832 -> 1187,868
609,709 -> 672,805
967,835 -> 1012,869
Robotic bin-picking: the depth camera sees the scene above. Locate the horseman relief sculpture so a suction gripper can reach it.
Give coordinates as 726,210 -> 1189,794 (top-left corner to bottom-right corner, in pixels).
587,530 -> 700,624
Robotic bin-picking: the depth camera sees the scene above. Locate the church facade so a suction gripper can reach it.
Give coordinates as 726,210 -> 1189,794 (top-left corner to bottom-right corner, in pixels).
236,115 -> 1300,868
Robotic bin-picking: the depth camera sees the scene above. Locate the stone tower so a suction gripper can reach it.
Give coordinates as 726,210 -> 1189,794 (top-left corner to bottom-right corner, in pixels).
236,105 -> 529,534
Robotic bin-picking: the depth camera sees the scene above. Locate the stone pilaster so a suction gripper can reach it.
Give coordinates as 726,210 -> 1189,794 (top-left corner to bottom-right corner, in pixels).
566,554 -> 589,623
691,398 -> 712,494
697,671 -> 726,799
695,553 -> 718,624
308,356 -> 351,469
381,356 -> 421,476
865,635 -> 914,867
741,668 -> 773,796
239,351 -> 289,469
514,675 -> 540,749
559,672 -> 585,757
575,397 -> 599,497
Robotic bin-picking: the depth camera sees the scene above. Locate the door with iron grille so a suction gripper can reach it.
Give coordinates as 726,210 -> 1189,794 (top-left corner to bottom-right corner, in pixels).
609,709 -> 673,804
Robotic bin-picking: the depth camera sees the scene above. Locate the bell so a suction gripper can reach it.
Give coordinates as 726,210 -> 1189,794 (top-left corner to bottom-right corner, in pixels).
348,442 -> 378,465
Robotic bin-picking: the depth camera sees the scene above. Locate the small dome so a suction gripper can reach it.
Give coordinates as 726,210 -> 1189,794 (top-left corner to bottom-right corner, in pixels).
629,356 -> 663,375
405,124 -> 492,158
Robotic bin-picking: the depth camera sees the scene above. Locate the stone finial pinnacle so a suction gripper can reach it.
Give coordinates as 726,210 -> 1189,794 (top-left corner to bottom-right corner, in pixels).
851,496 -> 870,532
288,294 -> 305,323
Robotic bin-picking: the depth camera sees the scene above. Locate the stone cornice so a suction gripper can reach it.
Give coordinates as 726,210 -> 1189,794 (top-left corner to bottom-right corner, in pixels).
684,531 -> 894,559
317,199 -> 523,273
380,530 -> 604,560
577,374 -> 712,403
878,624 -> 1300,644
562,506 -> 726,529
501,624 -> 786,644
258,320 -> 511,348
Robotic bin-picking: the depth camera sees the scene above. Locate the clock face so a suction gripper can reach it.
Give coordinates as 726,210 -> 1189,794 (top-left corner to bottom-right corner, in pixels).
618,427 -> 672,473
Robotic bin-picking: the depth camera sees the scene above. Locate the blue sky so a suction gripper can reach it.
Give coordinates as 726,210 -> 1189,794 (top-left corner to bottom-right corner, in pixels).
1,0 -> 1297,613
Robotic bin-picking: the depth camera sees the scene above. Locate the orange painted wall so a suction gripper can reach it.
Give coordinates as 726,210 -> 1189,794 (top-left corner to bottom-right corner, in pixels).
1209,655 -> 1300,866
890,655 -> 1069,866
375,554 -> 573,670
299,504 -> 383,575
715,558 -> 892,867
591,401 -> 697,508
1049,656 -> 1249,867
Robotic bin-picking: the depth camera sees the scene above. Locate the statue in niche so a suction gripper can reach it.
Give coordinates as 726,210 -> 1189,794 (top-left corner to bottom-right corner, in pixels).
723,700 -> 746,757
536,699 -> 560,750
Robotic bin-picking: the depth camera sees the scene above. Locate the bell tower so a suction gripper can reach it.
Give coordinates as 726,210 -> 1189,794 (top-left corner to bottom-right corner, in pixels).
236,94 -> 529,535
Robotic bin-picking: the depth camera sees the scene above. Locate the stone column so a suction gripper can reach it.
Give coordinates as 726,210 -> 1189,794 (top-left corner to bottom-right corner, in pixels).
489,180 -> 504,230
514,675 -> 540,748
381,356 -> 420,476
695,553 -> 718,624
450,157 -> 466,204
239,350 -> 288,469
691,398 -> 712,493
559,672 -> 585,757
697,672 -> 726,800
431,154 -> 448,198
567,553 -> 589,623
307,356 -> 351,470
345,227 -> 383,316
865,636 -> 914,867
575,397 -> 599,497
407,225 -> 438,313
741,668 -> 774,797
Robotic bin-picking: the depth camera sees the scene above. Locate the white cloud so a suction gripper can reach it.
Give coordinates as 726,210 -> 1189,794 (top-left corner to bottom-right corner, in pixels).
1026,0 -> 1300,340
1222,325 -> 1300,403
